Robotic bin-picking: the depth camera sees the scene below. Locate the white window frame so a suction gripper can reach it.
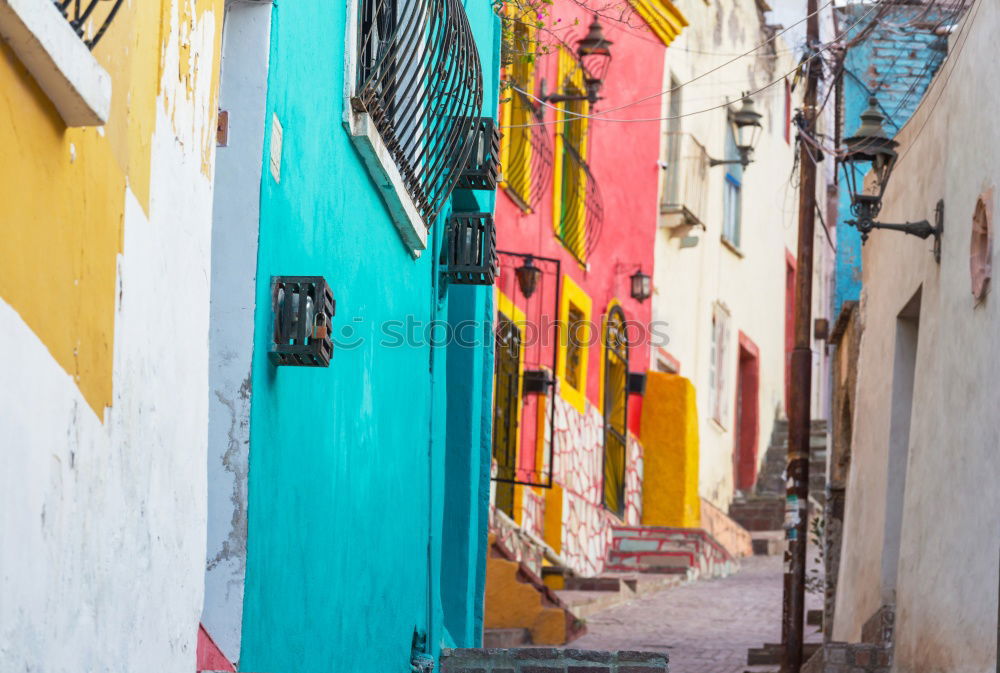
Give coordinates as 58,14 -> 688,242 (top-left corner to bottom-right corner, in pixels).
709,303 -> 731,427
342,0 -> 427,258
0,0 -> 111,126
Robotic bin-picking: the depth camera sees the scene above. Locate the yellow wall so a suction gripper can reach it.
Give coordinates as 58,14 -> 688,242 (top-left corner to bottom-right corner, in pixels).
0,0 -> 221,417
640,372 -> 701,528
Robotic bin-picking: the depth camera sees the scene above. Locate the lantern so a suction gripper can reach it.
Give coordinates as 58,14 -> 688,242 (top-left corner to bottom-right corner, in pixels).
630,269 -> 652,302
515,256 -> 543,299
577,16 -> 613,104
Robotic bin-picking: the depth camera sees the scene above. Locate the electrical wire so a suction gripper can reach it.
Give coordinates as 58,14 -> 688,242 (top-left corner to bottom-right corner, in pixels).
500,0 -> 888,129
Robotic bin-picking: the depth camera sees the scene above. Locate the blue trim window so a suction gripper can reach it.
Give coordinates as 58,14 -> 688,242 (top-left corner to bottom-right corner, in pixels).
723,173 -> 741,247
722,125 -> 742,248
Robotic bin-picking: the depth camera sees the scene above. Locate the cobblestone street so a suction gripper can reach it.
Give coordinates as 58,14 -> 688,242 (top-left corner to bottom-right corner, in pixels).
567,556 -> 823,673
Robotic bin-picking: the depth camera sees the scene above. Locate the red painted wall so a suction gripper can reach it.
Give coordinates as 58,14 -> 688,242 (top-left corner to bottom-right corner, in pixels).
495,3 -> 665,436
197,624 -> 236,672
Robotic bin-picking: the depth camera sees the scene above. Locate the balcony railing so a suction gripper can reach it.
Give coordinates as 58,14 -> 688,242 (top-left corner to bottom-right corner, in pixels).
501,86 -> 553,212
53,0 -> 124,50
353,0 -> 484,227
661,132 -> 709,229
557,137 -> 603,264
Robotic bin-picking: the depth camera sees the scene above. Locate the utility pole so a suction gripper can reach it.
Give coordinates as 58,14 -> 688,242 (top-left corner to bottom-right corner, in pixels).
781,0 -> 821,670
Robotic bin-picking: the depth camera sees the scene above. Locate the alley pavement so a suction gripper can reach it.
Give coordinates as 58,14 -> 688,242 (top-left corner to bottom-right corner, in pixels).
565,555 -> 823,673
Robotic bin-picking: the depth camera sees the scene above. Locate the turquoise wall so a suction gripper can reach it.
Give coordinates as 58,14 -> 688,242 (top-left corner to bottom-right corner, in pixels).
833,4 -> 950,318
239,2 -> 499,671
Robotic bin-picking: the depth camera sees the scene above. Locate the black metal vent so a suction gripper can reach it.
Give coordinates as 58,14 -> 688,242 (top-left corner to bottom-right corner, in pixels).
457,118 -> 502,191
269,277 -> 336,368
627,372 -> 647,395
354,0 -> 484,226
557,137 -> 604,264
53,0 -> 124,50
502,87 -> 554,212
523,369 -> 555,395
445,213 -> 498,285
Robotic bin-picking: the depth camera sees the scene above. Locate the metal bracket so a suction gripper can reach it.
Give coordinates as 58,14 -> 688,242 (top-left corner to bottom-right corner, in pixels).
850,199 -> 944,264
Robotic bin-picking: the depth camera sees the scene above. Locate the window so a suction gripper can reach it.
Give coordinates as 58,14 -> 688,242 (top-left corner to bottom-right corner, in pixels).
565,305 -> 586,391
346,0 -> 483,252
722,125 -> 742,248
602,305 -> 629,517
662,75 -> 683,207
709,304 -> 731,426
499,13 -> 539,211
784,78 -> 792,145
552,46 -> 592,264
557,274 -> 593,414
492,291 -> 527,518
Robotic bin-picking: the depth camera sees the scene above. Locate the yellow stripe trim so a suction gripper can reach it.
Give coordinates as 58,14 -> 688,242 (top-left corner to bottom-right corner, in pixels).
630,0 -> 689,46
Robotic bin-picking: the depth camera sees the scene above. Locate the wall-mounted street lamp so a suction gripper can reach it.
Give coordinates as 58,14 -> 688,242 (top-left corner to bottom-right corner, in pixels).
515,255 -> 543,299
630,268 -> 652,302
540,16 -> 613,105
709,95 -> 763,168
269,276 -> 336,367
841,97 -> 943,262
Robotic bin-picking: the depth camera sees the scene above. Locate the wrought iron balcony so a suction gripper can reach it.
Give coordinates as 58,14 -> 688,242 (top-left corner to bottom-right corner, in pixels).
53,0 -> 124,50
556,136 -> 604,265
501,86 -> 554,212
660,132 -> 710,230
353,0 -> 484,227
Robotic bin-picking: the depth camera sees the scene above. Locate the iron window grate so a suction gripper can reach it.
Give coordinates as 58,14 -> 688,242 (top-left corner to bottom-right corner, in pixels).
52,0 -> 124,50
502,86 -> 554,211
354,0 -> 484,227
557,136 -> 604,264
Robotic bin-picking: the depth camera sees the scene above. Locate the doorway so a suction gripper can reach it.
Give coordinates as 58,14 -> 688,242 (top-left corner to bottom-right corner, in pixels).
881,288 -> 921,603
492,312 -> 522,517
733,333 -> 760,493
785,252 -> 796,413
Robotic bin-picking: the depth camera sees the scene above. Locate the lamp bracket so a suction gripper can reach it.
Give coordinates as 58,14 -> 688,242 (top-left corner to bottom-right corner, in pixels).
850,199 -> 944,263
709,157 -> 748,168
539,77 -> 600,105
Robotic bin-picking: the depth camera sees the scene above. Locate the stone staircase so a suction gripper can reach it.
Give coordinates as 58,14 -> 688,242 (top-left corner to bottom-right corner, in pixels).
484,533 -> 586,646
800,603 -> 895,673
604,525 -> 738,579
730,419 -> 828,533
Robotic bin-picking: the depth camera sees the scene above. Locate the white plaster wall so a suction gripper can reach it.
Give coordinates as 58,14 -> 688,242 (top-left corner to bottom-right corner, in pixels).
203,1 -> 271,663
0,5 -> 218,671
833,2 -> 1000,669
652,0 -> 835,510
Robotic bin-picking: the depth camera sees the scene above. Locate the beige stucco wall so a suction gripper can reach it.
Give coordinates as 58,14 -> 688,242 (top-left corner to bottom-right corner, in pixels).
833,2 -> 1000,670
652,0 -> 835,509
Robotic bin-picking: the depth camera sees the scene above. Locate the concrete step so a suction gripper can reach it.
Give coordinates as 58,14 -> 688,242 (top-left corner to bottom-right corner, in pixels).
483,628 -> 530,648
556,573 -> 683,620
750,530 -> 785,556
607,526 -> 737,578
747,642 -> 822,666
